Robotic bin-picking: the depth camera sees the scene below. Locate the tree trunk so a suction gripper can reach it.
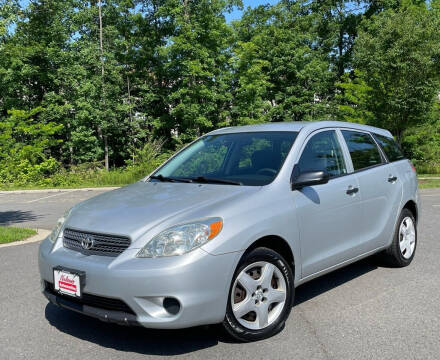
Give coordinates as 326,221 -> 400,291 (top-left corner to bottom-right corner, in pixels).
98,0 -> 104,78
66,118 -> 74,166
104,135 -> 109,170
337,25 -> 344,80
98,0 -> 109,170
183,0 -> 189,20
127,75 -> 135,163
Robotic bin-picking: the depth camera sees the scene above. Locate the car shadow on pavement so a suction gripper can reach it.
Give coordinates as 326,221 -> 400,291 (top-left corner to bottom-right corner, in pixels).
0,210 -> 41,226
45,303 -> 223,355
44,256 -> 383,355
294,257 -> 380,306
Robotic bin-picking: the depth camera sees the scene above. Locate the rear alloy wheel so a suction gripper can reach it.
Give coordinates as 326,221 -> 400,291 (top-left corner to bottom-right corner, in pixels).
223,247 -> 294,342
398,216 -> 416,260
385,208 -> 417,267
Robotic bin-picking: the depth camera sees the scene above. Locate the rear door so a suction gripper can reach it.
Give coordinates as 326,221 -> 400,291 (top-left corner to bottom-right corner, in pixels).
340,130 -> 402,252
372,133 -> 416,204
294,129 -> 362,277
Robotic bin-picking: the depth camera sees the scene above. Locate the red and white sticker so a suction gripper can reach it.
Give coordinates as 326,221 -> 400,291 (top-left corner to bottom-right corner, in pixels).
54,270 -> 81,297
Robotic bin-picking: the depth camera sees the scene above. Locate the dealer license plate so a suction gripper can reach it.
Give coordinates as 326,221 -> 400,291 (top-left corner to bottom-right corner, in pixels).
53,269 -> 82,297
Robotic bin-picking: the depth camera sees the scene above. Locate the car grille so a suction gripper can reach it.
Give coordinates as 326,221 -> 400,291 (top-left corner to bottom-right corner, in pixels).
45,281 -> 135,314
63,228 -> 131,257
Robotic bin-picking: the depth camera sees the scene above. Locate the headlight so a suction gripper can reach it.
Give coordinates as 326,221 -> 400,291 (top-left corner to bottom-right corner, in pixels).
48,209 -> 71,243
137,218 -> 223,258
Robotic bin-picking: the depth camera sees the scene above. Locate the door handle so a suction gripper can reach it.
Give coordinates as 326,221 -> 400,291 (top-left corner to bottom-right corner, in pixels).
346,186 -> 359,195
388,175 -> 397,183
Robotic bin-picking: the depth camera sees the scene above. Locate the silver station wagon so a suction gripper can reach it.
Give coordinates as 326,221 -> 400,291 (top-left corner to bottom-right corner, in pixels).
39,121 -> 419,342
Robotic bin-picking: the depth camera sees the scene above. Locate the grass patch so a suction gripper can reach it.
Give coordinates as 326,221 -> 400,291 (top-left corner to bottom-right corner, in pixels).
414,163 -> 440,175
0,139 -> 171,191
418,174 -> 440,178
0,183 -> 124,191
0,226 -> 37,244
418,178 -> 440,189
0,168 -> 145,191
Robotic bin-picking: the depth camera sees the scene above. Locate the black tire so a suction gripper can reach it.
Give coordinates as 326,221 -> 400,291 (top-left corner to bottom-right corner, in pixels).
222,247 -> 294,342
384,208 -> 417,267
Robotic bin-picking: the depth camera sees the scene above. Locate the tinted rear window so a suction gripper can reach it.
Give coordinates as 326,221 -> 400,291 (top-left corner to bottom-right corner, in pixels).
341,130 -> 383,171
372,133 -> 405,162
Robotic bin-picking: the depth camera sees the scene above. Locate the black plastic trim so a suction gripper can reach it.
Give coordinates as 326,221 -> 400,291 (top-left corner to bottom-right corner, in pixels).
346,187 -> 359,195
291,169 -> 330,190
43,289 -> 140,326
45,281 -> 135,313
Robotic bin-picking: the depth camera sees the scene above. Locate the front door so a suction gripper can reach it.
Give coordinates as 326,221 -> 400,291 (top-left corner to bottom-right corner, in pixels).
293,129 -> 362,278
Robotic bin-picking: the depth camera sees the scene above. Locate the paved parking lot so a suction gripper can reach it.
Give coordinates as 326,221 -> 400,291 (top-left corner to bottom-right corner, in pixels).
0,189 -> 112,230
0,188 -> 439,359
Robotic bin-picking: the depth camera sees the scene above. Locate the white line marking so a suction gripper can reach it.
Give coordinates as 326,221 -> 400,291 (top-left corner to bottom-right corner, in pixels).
0,187 -> 119,195
421,194 -> 440,197
433,205 -> 440,207
26,192 -> 71,203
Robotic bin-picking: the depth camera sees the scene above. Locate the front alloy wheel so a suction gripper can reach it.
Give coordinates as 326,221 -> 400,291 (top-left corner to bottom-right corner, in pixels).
223,247 -> 294,342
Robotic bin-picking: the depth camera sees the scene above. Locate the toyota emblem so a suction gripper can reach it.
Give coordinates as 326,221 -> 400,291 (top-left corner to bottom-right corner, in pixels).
81,236 -> 94,250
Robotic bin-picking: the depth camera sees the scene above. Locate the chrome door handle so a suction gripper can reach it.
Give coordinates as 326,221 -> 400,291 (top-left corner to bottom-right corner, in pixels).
388,175 -> 397,183
346,186 -> 359,195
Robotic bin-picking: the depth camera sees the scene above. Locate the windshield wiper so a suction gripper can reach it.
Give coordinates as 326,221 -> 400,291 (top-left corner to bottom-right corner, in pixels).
188,176 -> 242,186
150,175 -> 192,183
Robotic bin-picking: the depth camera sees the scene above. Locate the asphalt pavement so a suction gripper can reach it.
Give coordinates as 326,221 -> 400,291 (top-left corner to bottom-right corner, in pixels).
0,188 -> 439,359
0,189 -> 111,230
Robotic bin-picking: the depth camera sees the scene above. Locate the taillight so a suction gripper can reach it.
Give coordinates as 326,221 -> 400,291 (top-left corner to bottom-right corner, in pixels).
409,160 -> 416,173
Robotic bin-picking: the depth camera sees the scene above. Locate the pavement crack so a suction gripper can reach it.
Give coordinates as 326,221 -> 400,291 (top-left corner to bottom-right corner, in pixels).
296,307 -> 334,360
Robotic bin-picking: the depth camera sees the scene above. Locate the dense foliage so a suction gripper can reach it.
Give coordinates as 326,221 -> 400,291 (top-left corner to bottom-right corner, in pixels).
1,0 -> 440,187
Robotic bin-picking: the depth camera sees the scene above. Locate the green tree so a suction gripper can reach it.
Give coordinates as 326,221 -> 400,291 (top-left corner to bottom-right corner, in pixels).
233,2 -> 333,123
308,0 -> 401,82
343,2 -> 440,142
158,0 -> 241,143
336,70 -> 374,124
0,108 -> 62,185
230,39 -> 271,125
0,0 -> 19,43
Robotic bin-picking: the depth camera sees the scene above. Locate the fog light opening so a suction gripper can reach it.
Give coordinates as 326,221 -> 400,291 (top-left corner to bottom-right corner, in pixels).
163,297 -> 181,315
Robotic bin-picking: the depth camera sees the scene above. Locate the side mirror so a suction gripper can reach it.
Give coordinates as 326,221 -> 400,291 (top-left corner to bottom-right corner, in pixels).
291,169 -> 329,190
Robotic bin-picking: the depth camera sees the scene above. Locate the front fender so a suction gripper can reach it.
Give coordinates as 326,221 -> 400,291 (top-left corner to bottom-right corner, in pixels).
201,186 -> 301,283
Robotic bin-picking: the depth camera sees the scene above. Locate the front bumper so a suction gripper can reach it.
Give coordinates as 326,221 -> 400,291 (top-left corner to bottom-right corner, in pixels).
39,238 -> 242,329
42,283 -> 140,326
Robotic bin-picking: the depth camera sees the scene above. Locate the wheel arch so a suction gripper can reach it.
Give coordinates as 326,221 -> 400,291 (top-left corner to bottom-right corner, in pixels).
403,200 -> 418,223
243,235 -> 295,275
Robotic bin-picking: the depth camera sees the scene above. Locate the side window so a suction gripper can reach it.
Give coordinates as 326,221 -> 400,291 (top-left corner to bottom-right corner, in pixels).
372,133 -> 405,162
298,130 -> 347,178
341,130 -> 383,171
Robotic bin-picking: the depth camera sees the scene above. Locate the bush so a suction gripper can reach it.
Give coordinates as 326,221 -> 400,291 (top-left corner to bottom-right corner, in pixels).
125,138 -> 172,180
402,121 -> 440,174
0,138 -> 174,189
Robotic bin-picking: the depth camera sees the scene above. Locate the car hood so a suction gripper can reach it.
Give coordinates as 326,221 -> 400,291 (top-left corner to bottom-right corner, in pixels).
65,181 -> 259,246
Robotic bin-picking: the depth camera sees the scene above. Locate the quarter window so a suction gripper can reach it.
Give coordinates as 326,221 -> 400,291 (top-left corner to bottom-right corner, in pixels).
341,130 -> 383,171
372,133 -> 405,162
298,130 -> 347,178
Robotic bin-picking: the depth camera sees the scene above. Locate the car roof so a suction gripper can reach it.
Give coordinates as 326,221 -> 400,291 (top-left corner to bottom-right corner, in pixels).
208,121 -> 393,138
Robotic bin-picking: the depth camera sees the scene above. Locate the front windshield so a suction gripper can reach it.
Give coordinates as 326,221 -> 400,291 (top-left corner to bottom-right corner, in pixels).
152,131 -> 298,186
